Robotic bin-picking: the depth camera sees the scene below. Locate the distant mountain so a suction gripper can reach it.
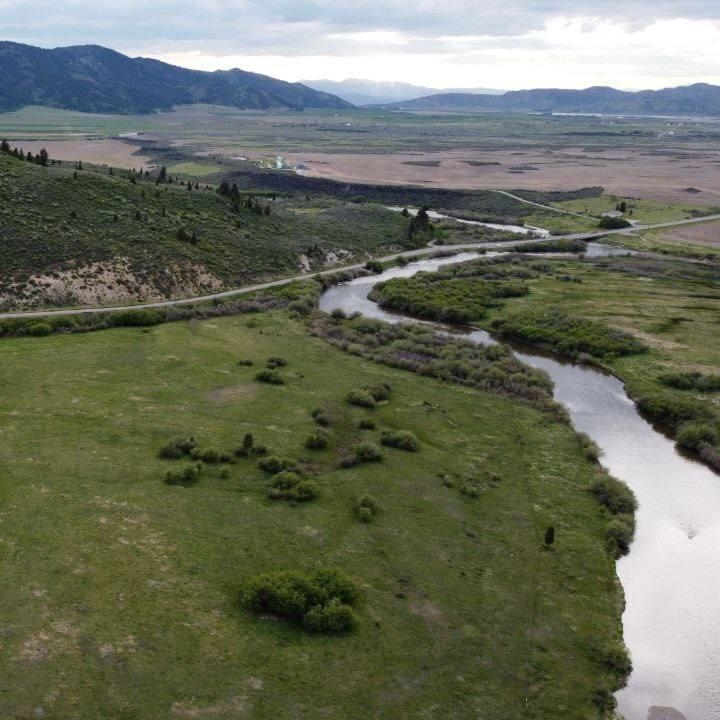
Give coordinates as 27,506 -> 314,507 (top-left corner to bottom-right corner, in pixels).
302,78 -> 504,106
376,84 -> 720,116
0,42 -> 352,114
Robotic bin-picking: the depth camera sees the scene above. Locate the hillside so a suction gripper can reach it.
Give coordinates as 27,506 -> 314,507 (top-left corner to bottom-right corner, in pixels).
0,42 -> 351,113
0,151 -> 410,309
379,84 -> 720,116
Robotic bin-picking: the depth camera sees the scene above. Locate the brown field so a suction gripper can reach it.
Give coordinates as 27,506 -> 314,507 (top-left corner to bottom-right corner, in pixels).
287,148 -> 720,205
656,218 -> 720,246
15,139 -> 151,169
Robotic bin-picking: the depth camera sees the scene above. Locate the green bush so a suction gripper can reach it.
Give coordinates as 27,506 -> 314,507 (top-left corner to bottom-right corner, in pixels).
190,447 -> 229,464
347,389 -> 376,408
353,442 -> 383,463
27,322 -> 53,337
255,368 -> 284,384
305,430 -> 330,450
303,600 -> 357,633
238,359 -> 254,366
590,476 -> 638,515
164,463 -> 201,487
311,408 -> 331,426
676,422 -> 719,450
266,356 -> 288,369
380,430 -> 419,452
578,432 -> 601,462
240,568 -> 358,633
267,472 -> 318,502
659,371 -> 720,393
355,494 -> 379,522
158,437 -> 196,459
259,456 -> 299,474
605,515 -> 636,558
363,382 -> 392,401
358,418 -> 377,430
365,260 -> 384,274
108,309 -> 163,328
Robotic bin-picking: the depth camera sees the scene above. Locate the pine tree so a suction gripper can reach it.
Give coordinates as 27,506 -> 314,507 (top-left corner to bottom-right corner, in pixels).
38,148 -> 49,166
544,526 -> 555,547
0,139 -> 9,153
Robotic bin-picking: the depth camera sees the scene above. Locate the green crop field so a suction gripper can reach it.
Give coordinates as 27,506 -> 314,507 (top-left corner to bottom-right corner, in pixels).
0,307 -> 627,719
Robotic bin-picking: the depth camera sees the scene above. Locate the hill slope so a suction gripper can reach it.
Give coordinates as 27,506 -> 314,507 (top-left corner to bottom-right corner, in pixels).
0,42 -> 351,113
0,151 -> 411,309
379,84 -> 720,116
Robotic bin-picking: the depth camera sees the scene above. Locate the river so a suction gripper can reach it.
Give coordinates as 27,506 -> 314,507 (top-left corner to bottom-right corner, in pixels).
319,251 -> 720,720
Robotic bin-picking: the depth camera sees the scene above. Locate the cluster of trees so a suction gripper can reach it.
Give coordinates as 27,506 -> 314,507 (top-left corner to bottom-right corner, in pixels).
1,139 -> 50,166
218,180 -> 272,215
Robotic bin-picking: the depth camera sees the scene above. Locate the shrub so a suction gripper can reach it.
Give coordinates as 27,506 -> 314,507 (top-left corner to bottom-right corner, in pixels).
164,463 -> 201,487
27,322 -> 53,336
303,601 -> 357,633
255,368 -> 284,385
590,476 -> 638,515
359,418 -> 376,430
330,308 -> 347,319
363,382 -> 392,401
240,568 -> 358,633
238,359 -> 254,366
108,309 -> 163,328
340,454 -> 360,469
235,433 -> 255,458
605,515 -> 635,558
353,442 -> 383,463
365,260 -> 384,274
289,480 -> 319,502
598,216 -> 632,229
347,389 -> 376,408
676,422 -> 718,451
355,494 -> 379,522
266,356 -> 288,369
259,456 -> 299,474
578,432 -> 601,462
158,437 -> 196,459
305,430 -> 329,450
190,447 -> 228,464
659,371 -> 720,393
380,430 -> 419,451
311,408 -> 331,426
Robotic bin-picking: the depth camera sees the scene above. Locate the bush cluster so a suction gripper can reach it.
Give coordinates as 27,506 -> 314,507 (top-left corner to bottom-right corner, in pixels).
341,442 -> 383,468
347,388 -> 377,408
490,310 -> 647,360
311,408 -> 331,426
240,568 -> 358,633
313,316 -> 557,411
305,429 -> 330,450
164,463 -> 202,487
255,368 -> 284,385
380,430 -> 419,451
355,494 -> 380,523
158,437 -> 197,459
590,476 -> 638,558
190,447 -> 231,464
258,455 -> 300,474
267,471 -> 319,502
659,371 -> 720,393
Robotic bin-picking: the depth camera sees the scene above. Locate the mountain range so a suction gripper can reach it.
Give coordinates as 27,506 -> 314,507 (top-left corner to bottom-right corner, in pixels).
374,84 -> 720,116
0,42 -> 350,113
301,78 -> 504,106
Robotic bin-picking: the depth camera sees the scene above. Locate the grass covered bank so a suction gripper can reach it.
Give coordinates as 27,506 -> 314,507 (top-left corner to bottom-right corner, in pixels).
0,310 -> 626,718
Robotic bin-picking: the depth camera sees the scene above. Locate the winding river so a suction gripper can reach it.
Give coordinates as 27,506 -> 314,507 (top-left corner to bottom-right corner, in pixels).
319,251 -> 720,720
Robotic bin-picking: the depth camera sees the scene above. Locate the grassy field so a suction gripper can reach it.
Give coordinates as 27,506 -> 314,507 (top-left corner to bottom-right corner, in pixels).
0,308 -> 626,719
0,152 -> 413,309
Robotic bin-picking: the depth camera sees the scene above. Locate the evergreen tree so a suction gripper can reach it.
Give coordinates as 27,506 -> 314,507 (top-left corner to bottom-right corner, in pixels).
0,139 -> 9,153
38,148 -> 49,166
544,526 -> 555,547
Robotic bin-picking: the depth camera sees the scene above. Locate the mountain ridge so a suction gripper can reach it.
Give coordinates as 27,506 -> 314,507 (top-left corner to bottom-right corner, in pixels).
0,41 -> 352,113
373,83 -> 720,116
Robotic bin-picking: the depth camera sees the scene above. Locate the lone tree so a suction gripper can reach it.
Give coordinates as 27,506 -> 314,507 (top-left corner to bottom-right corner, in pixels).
1,139 -> 11,153
37,148 -> 49,166
544,526 -> 555,548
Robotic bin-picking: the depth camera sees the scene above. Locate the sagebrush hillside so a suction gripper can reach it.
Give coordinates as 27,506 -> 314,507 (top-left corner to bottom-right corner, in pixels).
0,152 -> 410,308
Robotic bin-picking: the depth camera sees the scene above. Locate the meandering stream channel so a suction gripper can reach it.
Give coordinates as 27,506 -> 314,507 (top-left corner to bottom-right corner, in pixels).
319,251 -> 720,720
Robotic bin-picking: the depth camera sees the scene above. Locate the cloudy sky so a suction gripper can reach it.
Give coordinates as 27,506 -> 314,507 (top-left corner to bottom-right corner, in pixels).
3,1 -> 720,89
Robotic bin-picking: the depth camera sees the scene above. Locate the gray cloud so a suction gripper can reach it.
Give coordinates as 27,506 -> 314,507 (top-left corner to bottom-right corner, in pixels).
2,0 -> 720,56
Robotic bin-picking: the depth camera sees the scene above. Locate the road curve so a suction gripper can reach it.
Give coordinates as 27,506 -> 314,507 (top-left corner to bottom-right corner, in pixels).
2,214 -> 719,321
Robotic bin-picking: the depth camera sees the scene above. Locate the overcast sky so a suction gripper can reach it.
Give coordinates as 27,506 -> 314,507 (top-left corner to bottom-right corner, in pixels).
3,1 -> 720,89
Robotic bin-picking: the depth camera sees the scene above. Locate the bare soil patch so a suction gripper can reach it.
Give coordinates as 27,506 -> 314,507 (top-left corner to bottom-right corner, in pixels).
17,139 -> 151,169
286,148 -> 720,205
657,219 -> 720,247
